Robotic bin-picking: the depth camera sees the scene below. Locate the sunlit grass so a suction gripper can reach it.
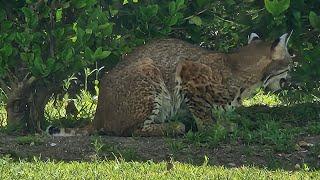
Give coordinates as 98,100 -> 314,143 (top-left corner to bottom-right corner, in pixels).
0,88 -> 309,128
242,89 -> 282,107
0,103 -> 7,127
0,157 -> 319,179
45,90 -> 97,125
0,89 -> 97,128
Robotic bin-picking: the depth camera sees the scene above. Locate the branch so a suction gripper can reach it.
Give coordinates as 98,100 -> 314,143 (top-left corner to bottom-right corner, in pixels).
184,9 -> 208,20
48,1 -> 57,58
0,78 -> 11,94
6,67 -> 19,84
24,76 -> 37,88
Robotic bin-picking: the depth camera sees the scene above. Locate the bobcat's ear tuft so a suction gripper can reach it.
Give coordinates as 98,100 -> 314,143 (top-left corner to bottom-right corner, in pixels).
270,33 -> 290,60
248,33 -> 260,44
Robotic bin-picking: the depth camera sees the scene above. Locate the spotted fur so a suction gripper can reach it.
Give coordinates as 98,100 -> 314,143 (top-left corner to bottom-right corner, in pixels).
94,34 -> 292,136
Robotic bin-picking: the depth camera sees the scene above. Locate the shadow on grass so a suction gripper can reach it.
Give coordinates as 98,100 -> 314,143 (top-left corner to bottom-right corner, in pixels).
0,103 -> 319,171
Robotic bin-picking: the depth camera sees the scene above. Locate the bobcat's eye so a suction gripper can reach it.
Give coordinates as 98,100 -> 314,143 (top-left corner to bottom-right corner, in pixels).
280,78 -> 287,88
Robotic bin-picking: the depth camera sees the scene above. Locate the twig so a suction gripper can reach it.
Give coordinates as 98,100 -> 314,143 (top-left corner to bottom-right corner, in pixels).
5,68 -> 19,84
24,76 -> 37,89
184,9 -> 208,20
0,79 -> 10,94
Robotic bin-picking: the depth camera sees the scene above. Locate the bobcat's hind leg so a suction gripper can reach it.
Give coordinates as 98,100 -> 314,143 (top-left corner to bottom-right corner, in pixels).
94,58 -> 166,136
94,58 -> 182,136
175,60 -> 229,131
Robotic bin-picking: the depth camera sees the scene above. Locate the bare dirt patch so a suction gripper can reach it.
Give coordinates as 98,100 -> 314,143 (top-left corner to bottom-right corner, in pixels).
1,133 -> 320,170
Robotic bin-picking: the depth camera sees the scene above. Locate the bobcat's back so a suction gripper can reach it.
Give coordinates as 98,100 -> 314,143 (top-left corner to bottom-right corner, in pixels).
117,39 -> 221,91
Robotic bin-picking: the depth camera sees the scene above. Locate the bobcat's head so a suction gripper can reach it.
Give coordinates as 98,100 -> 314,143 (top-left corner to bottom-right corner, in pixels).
230,32 -> 292,100
258,33 -> 292,92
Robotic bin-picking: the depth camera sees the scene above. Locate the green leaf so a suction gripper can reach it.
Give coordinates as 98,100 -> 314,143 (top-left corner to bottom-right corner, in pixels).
196,0 -> 208,7
20,53 -> 28,62
1,21 -> 13,31
21,53 -> 34,64
55,28 -> 65,38
76,27 -> 85,43
146,5 -> 159,17
21,7 -> 38,27
21,7 -> 32,19
33,56 -> 44,75
85,28 -> 93,34
62,2 -> 71,8
85,47 -> 94,60
70,36 -> 77,42
0,9 -> 5,21
45,58 -> 55,73
56,8 -> 63,22
189,16 -> 202,26
309,11 -> 320,30
293,11 -> 301,22
72,0 -> 87,9
26,0 -> 37,4
167,15 -> 179,26
166,12 -> 183,26
264,0 -> 290,16
94,47 -> 111,60
169,2 -> 176,15
139,4 -> 159,20
176,0 -> 185,11
0,44 -> 13,57
98,51 -> 111,60
226,0 -> 236,6
64,48 -> 73,61
86,0 -> 97,7
98,23 -> 113,35
110,8 -> 119,17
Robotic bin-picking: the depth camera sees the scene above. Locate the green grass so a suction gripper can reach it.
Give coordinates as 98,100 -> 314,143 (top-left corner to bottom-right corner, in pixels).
184,102 -> 320,153
90,136 -> 141,161
242,89 -> 282,107
165,138 -> 187,153
0,157 -> 319,179
16,135 -> 44,145
45,90 -> 97,127
0,103 -> 6,127
1,88 -> 320,160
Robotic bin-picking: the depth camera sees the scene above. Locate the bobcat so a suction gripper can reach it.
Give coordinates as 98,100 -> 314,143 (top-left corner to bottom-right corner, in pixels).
92,32 -> 293,136
50,33 -> 292,137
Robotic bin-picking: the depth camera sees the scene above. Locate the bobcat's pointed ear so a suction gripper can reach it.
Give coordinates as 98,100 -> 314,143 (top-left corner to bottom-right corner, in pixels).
248,33 -> 260,44
270,33 -> 291,60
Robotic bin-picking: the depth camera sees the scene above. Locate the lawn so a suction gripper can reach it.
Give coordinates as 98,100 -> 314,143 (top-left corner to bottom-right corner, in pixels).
0,90 -> 320,179
1,157 -> 319,180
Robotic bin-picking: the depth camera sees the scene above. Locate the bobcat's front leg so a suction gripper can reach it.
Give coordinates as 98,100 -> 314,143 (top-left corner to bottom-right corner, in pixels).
183,87 -> 216,131
175,60 -> 229,131
133,121 -> 185,137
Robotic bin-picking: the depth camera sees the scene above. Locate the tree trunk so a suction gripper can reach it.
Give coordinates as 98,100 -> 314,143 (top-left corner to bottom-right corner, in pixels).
6,78 -> 51,133
27,87 -> 51,131
6,81 -> 32,131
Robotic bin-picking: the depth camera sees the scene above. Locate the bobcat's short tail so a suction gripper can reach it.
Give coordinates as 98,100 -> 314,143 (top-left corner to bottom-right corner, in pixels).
46,124 -> 94,137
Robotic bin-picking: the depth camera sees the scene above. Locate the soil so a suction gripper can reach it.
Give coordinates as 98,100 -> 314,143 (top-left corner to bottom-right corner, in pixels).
0,133 -> 320,171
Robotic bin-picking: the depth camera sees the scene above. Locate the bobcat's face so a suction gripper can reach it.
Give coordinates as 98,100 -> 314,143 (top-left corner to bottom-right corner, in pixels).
260,33 -> 292,92
232,33 -> 292,99
262,62 -> 290,92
